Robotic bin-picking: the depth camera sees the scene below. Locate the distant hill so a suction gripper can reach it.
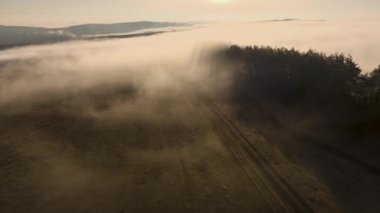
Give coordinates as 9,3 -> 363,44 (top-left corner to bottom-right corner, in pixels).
64,21 -> 188,36
253,18 -> 326,23
0,21 -> 191,49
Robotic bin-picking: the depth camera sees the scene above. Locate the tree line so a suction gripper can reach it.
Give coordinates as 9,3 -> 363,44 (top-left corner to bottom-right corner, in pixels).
214,45 -> 380,142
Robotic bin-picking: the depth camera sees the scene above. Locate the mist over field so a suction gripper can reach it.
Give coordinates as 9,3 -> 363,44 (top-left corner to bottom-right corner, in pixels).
2,20 -> 380,69
1,20 -> 379,117
1,20 -> 380,118
1,20 -> 380,212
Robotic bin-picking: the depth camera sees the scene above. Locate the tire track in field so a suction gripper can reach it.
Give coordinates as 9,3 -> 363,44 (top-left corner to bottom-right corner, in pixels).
196,94 -> 314,213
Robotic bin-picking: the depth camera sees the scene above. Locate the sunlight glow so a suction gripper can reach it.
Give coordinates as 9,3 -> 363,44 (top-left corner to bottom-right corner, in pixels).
209,0 -> 233,5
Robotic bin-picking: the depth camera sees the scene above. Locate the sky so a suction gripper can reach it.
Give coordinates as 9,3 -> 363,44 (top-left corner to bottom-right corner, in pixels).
0,0 -> 379,27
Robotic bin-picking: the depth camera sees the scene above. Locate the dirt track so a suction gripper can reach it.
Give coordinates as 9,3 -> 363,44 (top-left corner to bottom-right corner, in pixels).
0,91 -> 337,212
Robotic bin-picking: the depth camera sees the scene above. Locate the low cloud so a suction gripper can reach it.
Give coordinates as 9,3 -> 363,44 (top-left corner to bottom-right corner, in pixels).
0,20 -> 379,212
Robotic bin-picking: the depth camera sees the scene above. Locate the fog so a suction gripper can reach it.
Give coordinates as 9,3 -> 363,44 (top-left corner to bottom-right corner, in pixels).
1,20 -> 380,212
1,19 -> 379,149
0,20 -> 379,106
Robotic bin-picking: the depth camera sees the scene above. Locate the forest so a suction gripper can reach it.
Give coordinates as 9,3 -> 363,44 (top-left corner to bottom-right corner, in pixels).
210,46 -> 380,168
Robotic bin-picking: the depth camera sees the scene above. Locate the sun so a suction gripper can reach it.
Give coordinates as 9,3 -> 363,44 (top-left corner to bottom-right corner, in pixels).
209,0 -> 232,4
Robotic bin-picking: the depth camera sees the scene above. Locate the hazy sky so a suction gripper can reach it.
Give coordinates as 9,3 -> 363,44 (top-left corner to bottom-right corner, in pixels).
0,0 -> 379,27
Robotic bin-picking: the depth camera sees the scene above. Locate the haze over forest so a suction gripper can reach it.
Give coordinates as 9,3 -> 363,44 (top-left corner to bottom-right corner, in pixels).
1,1 -> 380,213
